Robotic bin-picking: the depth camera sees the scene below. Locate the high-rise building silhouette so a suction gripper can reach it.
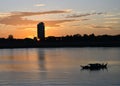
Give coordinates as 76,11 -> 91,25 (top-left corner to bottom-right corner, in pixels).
37,22 -> 45,40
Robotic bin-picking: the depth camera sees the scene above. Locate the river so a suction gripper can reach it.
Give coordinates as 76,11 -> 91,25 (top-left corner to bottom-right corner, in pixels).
0,48 -> 120,86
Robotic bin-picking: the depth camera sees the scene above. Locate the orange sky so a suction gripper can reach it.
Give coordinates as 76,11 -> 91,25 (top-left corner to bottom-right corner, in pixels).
0,0 -> 120,38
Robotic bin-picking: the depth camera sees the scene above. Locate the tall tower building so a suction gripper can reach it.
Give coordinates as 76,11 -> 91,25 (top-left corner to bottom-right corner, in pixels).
37,22 -> 45,40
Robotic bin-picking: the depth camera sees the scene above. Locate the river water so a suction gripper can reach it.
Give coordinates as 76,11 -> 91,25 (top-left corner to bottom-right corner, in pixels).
0,48 -> 120,86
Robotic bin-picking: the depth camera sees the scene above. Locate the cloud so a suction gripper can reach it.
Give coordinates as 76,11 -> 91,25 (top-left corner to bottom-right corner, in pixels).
11,10 -> 71,17
90,24 -> 112,30
44,19 -> 77,27
66,12 -> 104,18
0,13 -> 12,18
105,17 -> 120,20
81,19 -> 90,21
35,4 -> 45,7
105,21 -> 119,24
0,10 -> 76,29
0,10 -> 72,26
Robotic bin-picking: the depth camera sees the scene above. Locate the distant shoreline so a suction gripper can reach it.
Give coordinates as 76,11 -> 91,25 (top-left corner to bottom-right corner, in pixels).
0,42 -> 120,49
0,34 -> 120,49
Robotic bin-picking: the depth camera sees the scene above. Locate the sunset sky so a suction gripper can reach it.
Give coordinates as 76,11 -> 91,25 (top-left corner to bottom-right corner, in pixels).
0,0 -> 120,38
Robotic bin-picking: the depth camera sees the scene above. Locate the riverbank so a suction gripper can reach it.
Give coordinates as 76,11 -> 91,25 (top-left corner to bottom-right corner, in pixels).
0,34 -> 120,48
0,41 -> 120,49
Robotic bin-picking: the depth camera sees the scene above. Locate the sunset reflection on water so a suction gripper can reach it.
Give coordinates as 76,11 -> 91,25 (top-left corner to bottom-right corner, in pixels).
0,48 -> 120,86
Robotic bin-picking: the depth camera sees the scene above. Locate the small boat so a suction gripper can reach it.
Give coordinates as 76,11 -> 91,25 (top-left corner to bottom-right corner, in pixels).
81,63 -> 107,70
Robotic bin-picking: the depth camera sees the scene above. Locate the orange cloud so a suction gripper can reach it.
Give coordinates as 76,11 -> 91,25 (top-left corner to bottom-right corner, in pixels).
0,10 -> 70,25
44,19 -> 77,27
88,24 -> 112,30
0,10 -> 74,27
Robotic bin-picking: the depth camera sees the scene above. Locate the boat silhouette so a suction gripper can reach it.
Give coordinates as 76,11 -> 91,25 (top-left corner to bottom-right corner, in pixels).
81,63 -> 107,70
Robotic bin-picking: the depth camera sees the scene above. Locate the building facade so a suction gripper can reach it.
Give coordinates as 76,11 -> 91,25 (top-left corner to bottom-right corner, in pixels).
37,22 -> 45,40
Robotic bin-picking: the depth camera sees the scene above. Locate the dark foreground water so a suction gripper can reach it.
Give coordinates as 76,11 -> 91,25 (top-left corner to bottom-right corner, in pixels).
0,48 -> 120,86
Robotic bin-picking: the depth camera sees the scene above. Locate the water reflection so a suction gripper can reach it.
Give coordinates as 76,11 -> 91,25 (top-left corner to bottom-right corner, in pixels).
0,49 -> 47,73
37,49 -> 46,71
37,49 -> 48,80
0,48 -> 120,86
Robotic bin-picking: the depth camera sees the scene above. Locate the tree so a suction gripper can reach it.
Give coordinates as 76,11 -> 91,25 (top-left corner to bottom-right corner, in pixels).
8,34 -> 14,39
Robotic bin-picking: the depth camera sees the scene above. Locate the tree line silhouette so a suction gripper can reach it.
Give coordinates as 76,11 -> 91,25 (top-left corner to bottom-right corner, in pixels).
0,34 -> 120,48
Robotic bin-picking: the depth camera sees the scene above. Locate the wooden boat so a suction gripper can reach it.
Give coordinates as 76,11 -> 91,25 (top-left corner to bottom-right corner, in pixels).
81,63 -> 107,70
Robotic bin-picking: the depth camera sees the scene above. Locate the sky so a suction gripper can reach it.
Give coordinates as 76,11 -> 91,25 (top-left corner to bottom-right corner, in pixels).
0,0 -> 120,38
